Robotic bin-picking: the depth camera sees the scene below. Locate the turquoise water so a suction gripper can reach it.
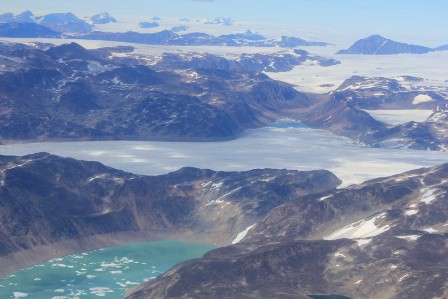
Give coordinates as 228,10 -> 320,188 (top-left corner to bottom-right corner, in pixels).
0,240 -> 215,299
268,118 -> 309,129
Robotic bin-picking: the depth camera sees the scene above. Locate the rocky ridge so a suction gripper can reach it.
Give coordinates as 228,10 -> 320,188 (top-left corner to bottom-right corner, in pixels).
0,152 -> 340,277
0,41 -> 308,143
127,163 -> 448,299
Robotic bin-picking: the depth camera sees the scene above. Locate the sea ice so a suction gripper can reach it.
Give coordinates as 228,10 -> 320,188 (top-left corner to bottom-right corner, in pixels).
1,126 -> 447,188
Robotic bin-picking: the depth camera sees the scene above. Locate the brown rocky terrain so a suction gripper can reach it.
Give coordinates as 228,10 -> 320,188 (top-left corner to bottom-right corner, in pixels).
0,41 -> 309,143
127,163 -> 448,299
0,152 -> 340,277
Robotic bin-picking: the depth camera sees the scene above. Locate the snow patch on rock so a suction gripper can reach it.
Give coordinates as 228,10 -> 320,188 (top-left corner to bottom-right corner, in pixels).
232,224 -> 256,244
412,94 -> 434,105
324,212 -> 392,240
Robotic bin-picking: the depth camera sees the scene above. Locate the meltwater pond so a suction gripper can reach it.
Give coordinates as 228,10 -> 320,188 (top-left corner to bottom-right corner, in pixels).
0,240 -> 215,299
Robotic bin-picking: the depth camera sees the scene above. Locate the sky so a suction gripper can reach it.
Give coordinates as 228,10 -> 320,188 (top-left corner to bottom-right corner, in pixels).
1,0 -> 447,46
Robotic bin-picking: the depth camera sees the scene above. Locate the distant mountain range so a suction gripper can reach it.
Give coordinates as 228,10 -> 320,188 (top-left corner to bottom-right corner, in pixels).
338,35 -> 447,55
123,48 -> 340,73
0,11 -> 93,33
73,30 -> 330,48
0,11 -> 330,48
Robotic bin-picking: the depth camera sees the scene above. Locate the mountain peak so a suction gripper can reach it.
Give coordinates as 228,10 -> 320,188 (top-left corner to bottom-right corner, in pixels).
337,35 -> 433,55
90,12 -> 117,24
45,42 -> 98,61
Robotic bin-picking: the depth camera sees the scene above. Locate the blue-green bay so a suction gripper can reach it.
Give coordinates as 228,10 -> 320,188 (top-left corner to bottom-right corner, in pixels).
0,240 -> 215,299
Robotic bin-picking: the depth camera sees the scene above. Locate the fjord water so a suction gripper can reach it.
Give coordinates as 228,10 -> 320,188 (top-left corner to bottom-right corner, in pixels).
0,240 -> 215,299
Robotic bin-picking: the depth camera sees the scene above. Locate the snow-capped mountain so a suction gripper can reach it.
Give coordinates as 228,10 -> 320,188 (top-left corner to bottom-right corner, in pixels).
90,12 -> 117,24
205,17 -> 233,26
0,11 -> 92,34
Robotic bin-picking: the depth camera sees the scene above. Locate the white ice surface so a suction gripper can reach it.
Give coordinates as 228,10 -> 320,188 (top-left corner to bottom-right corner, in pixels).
419,188 -> 445,204
397,235 -> 420,241
1,127 -> 448,187
267,50 -> 448,93
355,238 -> 372,246
404,209 -> 418,216
324,213 -> 392,240
232,224 -> 256,244
363,110 -> 434,125
413,94 -> 434,105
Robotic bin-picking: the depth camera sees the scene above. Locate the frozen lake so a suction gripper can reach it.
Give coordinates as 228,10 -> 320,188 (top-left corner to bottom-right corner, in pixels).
0,125 -> 447,187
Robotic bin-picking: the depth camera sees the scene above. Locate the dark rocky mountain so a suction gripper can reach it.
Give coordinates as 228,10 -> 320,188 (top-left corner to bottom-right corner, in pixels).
330,76 -> 448,150
0,152 -> 340,276
359,106 -> 448,150
90,12 -> 117,24
0,41 -> 309,143
337,35 -> 434,55
0,22 -> 60,38
335,76 -> 448,110
139,21 -> 160,28
286,92 -> 387,140
127,163 -> 448,299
